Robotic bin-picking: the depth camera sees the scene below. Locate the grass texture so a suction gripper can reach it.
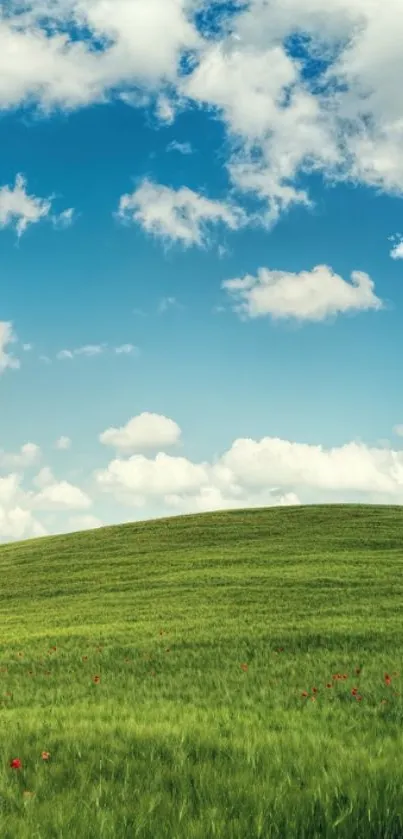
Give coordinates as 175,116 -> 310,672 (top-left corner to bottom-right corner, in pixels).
0,504 -> 402,837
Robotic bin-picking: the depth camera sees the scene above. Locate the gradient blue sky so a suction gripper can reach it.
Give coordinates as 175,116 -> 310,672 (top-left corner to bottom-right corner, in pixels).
1,0 -> 403,541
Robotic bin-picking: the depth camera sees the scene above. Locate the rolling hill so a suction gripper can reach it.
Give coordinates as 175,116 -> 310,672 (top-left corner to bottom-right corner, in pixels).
0,504 -> 402,838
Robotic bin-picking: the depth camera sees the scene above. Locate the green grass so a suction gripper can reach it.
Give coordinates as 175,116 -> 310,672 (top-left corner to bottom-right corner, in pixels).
0,504 -> 402,838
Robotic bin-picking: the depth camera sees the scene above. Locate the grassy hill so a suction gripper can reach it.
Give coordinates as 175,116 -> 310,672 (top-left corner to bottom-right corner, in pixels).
0,504 -> 402,837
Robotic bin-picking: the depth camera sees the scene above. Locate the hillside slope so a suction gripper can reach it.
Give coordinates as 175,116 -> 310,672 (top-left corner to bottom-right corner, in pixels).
0,504 -> 402,839
0,504 -> 402,646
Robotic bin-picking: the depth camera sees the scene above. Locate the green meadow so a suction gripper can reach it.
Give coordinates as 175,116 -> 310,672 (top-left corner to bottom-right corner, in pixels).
0,504 -> 402,838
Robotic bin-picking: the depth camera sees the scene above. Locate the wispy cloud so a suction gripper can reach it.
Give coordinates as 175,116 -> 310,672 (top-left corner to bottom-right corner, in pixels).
0,322 -> 20,374
0,174 -> 72,237
166,141 -> 193,155
117,179 -> 246,248
158,297 -> 183,314
56,343 -> 139,360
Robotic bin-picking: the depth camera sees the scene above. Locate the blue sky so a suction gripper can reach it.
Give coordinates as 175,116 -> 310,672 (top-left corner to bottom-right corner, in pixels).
1,0 -> 403,542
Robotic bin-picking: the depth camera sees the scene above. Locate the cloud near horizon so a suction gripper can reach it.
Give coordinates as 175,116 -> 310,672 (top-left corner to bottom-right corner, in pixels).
2,411 -> 403,543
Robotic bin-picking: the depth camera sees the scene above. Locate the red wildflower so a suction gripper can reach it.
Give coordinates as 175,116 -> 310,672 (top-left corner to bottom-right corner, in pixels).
326,683 -> 332,689
384,673 -> 392,686
356,695 -> 363,702
92,675 -> 101,684
342,674 -> 348,680
312,687 -> 318,693
351,688 -> 358,696
10,758 -> 22,769
240,663 -> 248,672
301,691 -> 309,698
41,751 -> 50,761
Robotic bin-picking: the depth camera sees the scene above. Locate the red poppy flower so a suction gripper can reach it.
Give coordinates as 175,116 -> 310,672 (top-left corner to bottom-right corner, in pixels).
10,758 -> 22,769
312,687 -> 318,693
384,673 -> 391,686
41,751 -> 50,761
301,691 -> 309,698
326,683 -> 332,688
351,688 -> 358,695
92,675 -> 101,684
240,663 -> 248,672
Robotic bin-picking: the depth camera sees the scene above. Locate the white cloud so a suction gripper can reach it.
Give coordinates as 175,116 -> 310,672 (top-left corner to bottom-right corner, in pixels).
56,344 -> 105,360
22,343 -> 33,352
117,179 -> 246,247
99,412 -> 181,452
0,0 -> 200,111
0,1 -> 403,226
155,94 -> 176,124
0,466 -> 92,541
167,140 -> 193,154
0,322 -> 20,374
114,344 -> 138,355
68,514 -> 103,532
0,443 -> 41,470
393,425 -> 403,437
389,235 -> 403,260
32,480 -> 92,511
33,467 -> 55,489
55,436 -> 71,450
96,452 -> 209,501
0,174 -> 51,236
222,264 -> 383,321
0,505 -> 47,542
0,473 -> 46,542
96,430 -> 403,514
52,207 -> 75,230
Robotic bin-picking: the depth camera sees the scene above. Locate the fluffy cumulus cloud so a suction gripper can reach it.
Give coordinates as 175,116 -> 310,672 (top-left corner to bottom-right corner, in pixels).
0,0 -> 199,111
95,417 -> 403,514
117,179 -> 245,247
0,443 -> 41,470
0,1 -> 402,225
389,235 -> 403,260
99,412 -> 181,452
0,322 -> 20,374
222,264 -> 383,321
0,474 -> 47,542
0,174 -> 72,236
0,458 -> 93,542
3,416 -> 403,543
